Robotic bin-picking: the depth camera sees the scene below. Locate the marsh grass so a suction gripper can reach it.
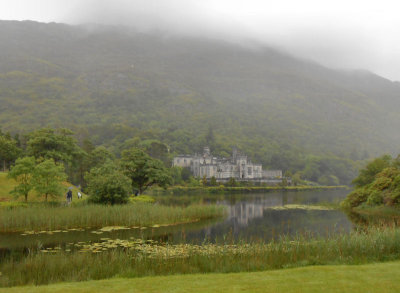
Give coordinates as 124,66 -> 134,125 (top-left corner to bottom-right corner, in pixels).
0,203 -> 225,232
1,227 -> 400,287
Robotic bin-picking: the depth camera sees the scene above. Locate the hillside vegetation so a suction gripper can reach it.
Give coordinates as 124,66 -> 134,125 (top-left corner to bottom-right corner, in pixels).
1,21 -> 400,183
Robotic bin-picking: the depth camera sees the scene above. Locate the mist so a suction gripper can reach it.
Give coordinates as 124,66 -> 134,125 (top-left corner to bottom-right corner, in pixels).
1,0 -> 400,81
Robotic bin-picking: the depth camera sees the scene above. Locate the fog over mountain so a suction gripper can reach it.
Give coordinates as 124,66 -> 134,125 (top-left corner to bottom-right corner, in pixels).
1,0 -> 400,81
0,20 -> 399,165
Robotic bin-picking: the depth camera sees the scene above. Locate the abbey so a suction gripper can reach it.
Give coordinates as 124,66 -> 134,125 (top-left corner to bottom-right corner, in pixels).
173,147 -> 282,182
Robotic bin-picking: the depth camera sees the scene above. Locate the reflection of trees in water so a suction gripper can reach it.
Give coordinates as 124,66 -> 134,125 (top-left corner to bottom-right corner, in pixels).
345,210 -> 400,231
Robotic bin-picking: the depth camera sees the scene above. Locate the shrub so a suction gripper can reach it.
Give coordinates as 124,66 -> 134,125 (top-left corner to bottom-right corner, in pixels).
342,188 -> 368,208
366,190 -> 384,206
85,161 -> 132,205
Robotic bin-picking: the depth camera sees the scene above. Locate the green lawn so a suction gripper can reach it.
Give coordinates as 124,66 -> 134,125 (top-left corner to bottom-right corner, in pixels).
1,261 -> 400,293
0,172 -> 86,203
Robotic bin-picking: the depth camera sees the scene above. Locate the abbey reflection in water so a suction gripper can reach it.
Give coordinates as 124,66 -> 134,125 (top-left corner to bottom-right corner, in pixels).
196,190 -> 353,241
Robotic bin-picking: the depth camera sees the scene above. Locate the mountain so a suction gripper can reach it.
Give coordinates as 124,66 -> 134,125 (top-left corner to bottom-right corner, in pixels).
0,20 -> 399,182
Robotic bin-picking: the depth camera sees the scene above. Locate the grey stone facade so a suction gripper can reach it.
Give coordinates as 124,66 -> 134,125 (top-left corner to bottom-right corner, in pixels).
173,147 -> 282,181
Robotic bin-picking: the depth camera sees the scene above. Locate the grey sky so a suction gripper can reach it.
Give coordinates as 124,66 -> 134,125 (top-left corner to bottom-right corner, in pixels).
1,0 -> 400,81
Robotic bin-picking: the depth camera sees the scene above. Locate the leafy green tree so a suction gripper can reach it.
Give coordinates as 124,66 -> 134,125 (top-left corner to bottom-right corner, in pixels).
181,167 -> 192,182
8,156 -> 36,202
210,176 -> 217,186
32,159 -> 67,201
291,172 -> 303,186
120,148 -> 171,194
170,166 -> 183,185
87,146 -> 115,169
0,136 -> 21,171
139,140 -> 170,166
227,177 -> 237,187
26,128 -> 83,164
85,161 -> 131,205
352,155 -> 392,187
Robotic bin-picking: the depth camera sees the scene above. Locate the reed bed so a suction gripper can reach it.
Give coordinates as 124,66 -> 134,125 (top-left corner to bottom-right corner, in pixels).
0,203 -> 225,232
1,227 -> 400,287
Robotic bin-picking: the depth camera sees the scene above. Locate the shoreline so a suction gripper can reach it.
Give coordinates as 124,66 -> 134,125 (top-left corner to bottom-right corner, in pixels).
151,185 -> 349,195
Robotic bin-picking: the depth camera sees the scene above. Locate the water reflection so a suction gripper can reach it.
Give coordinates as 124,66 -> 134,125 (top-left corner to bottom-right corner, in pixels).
0,189 -> 354,256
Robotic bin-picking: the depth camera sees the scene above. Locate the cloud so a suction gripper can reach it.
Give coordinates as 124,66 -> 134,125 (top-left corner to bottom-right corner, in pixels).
2,0 -> 400,80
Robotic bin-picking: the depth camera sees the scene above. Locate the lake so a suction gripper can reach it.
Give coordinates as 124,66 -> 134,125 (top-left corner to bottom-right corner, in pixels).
0,189 -> 353,258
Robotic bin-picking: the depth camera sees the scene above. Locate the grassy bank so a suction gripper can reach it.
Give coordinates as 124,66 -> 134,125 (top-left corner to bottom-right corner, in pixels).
152,185 -> 349,195
2,261 -> 400,293
0,203 -> 225,233
1,227 -> 400,287
0,172 -> 86,205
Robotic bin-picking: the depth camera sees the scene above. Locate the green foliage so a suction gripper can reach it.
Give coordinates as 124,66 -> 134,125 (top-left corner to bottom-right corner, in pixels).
7,156 -> 36,201
86,146 -> 115,169
210,176 -> 218,186
0,203 -> 224,232
181,167 -> 192,182
0,135 -> 20,171
170,166 -> 183,185
138,140 -> 170,166
32,159 -> 67,202
85,161 -> 131,205
2,227 -> 400,287
342,154 -> 400,208
120,148 -> 171,194
366,190 -> 384,206
188,176 -> 201,187
318,174 -> 340,186
26,128 -> 84,165
2,22 -> 400,189
352,155 -> 392,188
291,172 -> 303,186
227,177 -> 238,187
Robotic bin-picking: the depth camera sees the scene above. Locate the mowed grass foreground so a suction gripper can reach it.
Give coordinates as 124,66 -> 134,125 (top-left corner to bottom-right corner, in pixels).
1,227 -> 400,287
1,261 -> 400,293
0,203 -> 225,232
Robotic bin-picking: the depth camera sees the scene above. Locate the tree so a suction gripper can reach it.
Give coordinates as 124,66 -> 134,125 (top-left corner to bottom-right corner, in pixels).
85,161 -> 131,205
181,167 -> 192,182
139,140 -> 170,166
26,128 -> 83,164
88,146 -> 115,168
210,176 -> 217,186
120,148 -> 171,194
170,166 -> 183,185
8,156 -> 36,202
227,177 -> 237,187
352,155 -> 392,188
32,159 -> 67,201
0,136 -> 20,171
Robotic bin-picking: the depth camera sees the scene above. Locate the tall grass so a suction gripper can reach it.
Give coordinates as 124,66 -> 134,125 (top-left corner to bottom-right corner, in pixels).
1,227 -> 400,287
0,203 -> 225,232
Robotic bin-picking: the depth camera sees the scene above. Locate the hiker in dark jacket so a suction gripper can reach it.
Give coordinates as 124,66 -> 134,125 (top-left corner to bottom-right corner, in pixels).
67,190 -> 73,203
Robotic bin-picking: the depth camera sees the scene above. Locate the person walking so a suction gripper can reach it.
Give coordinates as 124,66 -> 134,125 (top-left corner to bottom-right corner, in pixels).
67,189 -> 73,204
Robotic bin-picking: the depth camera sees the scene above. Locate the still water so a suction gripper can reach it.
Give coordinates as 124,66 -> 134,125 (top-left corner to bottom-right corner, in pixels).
0,189 -> 353,256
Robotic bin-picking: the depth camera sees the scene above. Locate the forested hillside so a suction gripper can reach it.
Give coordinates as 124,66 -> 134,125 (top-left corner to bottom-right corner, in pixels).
1,20 -> 400,184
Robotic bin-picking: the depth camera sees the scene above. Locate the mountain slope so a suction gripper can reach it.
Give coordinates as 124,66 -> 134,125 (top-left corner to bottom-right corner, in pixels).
0,20 -> 399,173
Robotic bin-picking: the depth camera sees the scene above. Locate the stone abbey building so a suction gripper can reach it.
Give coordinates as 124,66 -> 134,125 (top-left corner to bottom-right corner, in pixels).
173,147 -> 282,183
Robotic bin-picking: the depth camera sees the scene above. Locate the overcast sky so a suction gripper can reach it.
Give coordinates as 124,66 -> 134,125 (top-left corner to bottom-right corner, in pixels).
1,0 -> 400,81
